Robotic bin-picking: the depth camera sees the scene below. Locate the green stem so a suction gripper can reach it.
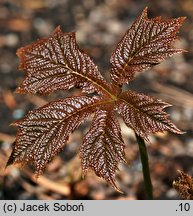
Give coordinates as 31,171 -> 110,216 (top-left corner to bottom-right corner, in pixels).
135,133 -> 153,200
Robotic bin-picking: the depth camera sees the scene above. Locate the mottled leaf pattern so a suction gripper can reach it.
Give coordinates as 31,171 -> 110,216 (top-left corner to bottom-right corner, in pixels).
80,107 -> 126,192
8,8 -> 185,192
116,90 -> 183,140
110,7 -> 185,84
16,26 -> 111,95
7,96 -> 99,174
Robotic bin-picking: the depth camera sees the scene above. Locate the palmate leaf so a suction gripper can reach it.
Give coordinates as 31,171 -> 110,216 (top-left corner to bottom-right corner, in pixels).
7,96 -> 99,175
116,90 -> 183,140
7,7 -> 185,192
110,7 -> 185,85
16,26 -> 111,96
80,106 -> 127,192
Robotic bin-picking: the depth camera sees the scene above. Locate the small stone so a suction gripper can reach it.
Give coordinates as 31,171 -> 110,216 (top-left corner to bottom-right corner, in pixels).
12,109 -> 25,119
6,34 -> 19,47
166,188 -> 178,199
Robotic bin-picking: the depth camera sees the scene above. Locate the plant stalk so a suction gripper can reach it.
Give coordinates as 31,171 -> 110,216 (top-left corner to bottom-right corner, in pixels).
135,133 -> 153,199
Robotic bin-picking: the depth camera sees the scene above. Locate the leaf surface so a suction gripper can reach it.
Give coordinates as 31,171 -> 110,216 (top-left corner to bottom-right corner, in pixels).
110,7 -> 185,84
7,96 -> 99,174
116,90 -> 183,140
80,106 -> 126,191
7,8 -> 185,192
16,26 -> 111,96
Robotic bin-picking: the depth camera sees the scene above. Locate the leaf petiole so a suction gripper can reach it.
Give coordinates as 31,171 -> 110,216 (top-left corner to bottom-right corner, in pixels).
135,133 -> 153,200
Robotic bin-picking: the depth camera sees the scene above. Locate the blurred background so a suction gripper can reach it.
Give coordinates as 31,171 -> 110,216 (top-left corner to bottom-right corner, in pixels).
0,0 -> 193,200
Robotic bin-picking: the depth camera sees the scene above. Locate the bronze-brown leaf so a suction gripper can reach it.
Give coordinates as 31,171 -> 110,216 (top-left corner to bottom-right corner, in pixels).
7,8 -> 186,192
80,106 -> 126,192
16,26 -> 111,96
110,7 -> 185,85
116,90 -> 183,140
7,96 -> 99,175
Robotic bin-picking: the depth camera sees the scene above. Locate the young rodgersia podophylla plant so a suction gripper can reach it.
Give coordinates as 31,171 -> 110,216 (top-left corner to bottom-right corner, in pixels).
7,8 -> 185,197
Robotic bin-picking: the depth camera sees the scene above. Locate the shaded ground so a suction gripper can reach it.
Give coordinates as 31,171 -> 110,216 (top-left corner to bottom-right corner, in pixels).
0,0 -> 193,200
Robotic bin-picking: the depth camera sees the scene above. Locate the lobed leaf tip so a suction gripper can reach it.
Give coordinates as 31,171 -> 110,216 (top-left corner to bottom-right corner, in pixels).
142,6 -> 148,15
11,120 -> 22,127
179,48 -> 188,53
34,173 -> 41,183
110,179 -> 123,194
15,86 -> 30,95
15,87 -> 22,94
16,47 -> 23,57
178,16 -> 186,23
176,129 -> 186,135
53,25 -> 63,35
122,157 -> 128,164
6,160 -> 12,168
6,150 -> 15,167
81,167 -> 87,179
10,122 -> 17,127
115,188 -> 124,194
53,25 -> 76,39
